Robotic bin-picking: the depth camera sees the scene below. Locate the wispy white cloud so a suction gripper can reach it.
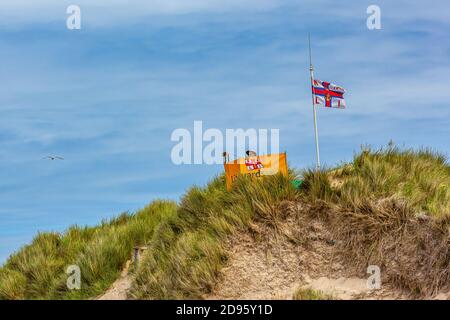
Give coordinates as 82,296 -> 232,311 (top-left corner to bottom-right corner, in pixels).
0,0 -> 285,28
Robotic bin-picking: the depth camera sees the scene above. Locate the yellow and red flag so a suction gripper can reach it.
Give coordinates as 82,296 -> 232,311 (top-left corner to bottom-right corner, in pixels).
224,153 -> 288,190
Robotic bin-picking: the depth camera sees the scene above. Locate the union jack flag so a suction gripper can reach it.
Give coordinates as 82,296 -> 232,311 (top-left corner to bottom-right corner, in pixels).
312,79 -> 346,109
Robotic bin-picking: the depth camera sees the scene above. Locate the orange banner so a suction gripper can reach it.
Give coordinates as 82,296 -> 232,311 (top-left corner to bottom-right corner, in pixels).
224,153 -> 288,190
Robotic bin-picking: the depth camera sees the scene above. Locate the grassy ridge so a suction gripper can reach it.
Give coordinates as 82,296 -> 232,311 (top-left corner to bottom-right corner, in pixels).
292,288 -> 335,300
130,173 -> 298,299
0,173 -> 297,300
0,201 -> 177,299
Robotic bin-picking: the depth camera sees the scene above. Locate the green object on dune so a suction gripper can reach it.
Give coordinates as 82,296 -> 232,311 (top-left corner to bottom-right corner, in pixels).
291,179 -> 303,189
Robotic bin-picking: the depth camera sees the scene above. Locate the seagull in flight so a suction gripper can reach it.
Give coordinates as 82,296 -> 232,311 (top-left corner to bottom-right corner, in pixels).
43,156 -> 64,161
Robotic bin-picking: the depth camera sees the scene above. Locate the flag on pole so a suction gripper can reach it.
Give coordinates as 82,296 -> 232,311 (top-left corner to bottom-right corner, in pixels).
312,79 -> 346,109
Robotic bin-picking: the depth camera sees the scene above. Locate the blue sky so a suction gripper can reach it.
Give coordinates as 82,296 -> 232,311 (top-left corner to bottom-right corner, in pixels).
1,0 -> 450,263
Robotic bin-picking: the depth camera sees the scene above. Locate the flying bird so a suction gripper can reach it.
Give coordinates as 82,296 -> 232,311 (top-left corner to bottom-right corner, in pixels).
43,156 -> 64,161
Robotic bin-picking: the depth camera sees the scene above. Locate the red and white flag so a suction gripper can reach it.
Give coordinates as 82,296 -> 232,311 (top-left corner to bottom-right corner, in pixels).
312,79 -> 346,109
244,158 -> 264,171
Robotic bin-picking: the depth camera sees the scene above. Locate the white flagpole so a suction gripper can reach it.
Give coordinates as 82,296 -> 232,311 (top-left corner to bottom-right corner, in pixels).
309,33 -> 321,170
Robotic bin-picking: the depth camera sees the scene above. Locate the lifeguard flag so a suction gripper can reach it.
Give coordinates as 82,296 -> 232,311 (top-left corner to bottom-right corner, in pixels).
312,79 -> 346,109
224,153 -> 288,190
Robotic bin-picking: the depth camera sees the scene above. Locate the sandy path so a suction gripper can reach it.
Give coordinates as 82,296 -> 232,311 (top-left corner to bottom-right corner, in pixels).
97,261 -> 132,300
